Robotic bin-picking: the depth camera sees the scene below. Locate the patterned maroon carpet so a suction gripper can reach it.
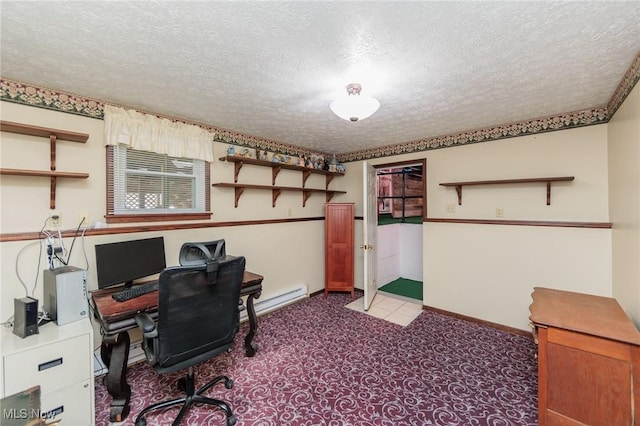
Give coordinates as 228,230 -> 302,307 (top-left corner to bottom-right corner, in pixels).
95,292 -> 538,425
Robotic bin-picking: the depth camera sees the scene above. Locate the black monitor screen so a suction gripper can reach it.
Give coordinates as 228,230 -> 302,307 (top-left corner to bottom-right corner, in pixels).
95,237 -> 166,289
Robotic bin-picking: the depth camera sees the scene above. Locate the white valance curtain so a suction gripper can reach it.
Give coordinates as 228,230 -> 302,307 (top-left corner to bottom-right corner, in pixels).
103,104 -> 215,162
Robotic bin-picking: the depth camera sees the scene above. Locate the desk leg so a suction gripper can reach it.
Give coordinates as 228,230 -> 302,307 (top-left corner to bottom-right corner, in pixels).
245,290 -> 261,357
101,331 -> 131,422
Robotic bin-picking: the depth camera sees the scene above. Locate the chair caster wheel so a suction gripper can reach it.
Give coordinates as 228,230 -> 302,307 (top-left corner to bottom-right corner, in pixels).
135,417 -> 147,426
177,377 -> 187,392
227,415 -> 237,426
225,378 -> 234,389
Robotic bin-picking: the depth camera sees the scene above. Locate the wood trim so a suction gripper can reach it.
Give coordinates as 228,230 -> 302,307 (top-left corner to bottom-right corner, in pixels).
425,218 -> 612,229
0,216 -> 325,242
422,305 -> 533,337
105,213 -> 212,223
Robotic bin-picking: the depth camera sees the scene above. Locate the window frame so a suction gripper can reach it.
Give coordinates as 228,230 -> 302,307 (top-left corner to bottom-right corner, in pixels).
105,145 -> 211,224
375,159 -> 427,224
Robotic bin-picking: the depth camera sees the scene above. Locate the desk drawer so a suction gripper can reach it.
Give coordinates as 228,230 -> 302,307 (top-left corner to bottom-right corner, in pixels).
4,333 -> 91,395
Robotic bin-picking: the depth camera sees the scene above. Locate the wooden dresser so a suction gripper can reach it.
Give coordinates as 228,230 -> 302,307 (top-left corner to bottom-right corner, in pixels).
325,203 -> 355,298
529,287 -> 640,426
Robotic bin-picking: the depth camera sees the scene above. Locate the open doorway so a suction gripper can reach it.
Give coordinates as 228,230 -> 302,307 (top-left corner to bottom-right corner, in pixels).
374,159 -> 425,302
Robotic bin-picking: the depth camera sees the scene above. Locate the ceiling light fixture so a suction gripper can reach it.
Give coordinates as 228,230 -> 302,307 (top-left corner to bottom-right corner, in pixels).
330,83 -> 380,122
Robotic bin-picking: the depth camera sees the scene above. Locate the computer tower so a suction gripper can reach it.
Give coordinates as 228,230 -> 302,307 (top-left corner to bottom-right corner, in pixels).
43,266 -> 88,326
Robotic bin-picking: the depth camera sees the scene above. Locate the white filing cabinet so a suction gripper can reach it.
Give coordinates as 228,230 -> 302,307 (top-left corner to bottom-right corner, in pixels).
1,318 -> 95,425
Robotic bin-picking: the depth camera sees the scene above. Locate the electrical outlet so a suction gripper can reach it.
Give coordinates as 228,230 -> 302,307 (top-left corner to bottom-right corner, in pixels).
78,211 -> 90,226
446,204 -> 456,214
495,207 -> 504,218
48,212 -> 62,227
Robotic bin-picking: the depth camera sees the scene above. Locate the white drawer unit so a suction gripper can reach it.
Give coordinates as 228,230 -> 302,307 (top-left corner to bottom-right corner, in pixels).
1,319 -> 95,425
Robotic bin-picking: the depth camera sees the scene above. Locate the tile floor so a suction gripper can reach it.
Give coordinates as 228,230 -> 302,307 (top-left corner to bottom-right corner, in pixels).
345,292 -> 423,326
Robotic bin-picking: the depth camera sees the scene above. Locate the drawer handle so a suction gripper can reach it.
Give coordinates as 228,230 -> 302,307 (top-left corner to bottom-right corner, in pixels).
43,405 -> 64,419
38,357 -> 63,371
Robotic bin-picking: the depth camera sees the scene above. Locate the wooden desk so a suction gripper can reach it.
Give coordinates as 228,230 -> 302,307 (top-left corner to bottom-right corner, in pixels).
530,287 -> 640,426
91,271 -> 263,422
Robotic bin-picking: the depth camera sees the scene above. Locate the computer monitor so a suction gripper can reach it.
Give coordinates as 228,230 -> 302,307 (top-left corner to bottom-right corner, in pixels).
95,237 -> 166,290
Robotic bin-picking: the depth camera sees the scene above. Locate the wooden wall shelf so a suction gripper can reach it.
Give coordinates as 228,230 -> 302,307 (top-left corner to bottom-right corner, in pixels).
220,155 -> 343,187
216,155 -> 346,207
440,176 -> 574,205
0,120 -> 90,209
212,182 -> 346,208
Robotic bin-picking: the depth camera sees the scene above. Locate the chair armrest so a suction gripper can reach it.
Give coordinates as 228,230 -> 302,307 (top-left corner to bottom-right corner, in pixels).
134,312 -> 159,365
134,313 -> 158,338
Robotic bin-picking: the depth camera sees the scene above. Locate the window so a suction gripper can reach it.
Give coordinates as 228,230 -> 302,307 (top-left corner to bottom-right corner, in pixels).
376,161 -> 425,225
106,145 -> 210,223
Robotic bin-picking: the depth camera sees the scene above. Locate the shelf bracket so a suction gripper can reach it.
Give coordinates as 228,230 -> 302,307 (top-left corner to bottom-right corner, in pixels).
326,192 -> 336,203
302,171 -> 311,188
546,182 -> 551,205
50,134 -> 58,209
50,177 -> 57,209
455,185 -> 462,205
325,174 -> 334,190
272,166 -> 281,185
302,190 -> 312,207
272,189 -> 282,207
233,161 -> 244,183
233,186 -> 244,208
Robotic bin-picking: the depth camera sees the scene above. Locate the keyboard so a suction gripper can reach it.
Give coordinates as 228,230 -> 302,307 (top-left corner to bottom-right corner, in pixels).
112,282 -> 159,302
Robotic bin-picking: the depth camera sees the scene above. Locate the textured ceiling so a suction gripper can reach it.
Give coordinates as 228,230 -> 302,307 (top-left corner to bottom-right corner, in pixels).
1,1 -> 639,155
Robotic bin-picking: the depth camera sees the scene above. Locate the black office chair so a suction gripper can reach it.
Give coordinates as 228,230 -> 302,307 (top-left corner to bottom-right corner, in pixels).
133,256 -> 246,426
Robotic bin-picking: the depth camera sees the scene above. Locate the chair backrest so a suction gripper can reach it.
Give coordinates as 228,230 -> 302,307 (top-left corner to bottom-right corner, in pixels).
155,255 -> 245,371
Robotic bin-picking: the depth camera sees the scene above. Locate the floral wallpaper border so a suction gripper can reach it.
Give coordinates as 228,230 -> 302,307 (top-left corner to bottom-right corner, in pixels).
1,50 -> 638,163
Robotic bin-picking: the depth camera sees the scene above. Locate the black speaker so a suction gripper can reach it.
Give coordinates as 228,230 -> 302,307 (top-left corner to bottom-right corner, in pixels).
13,297 -> 39,338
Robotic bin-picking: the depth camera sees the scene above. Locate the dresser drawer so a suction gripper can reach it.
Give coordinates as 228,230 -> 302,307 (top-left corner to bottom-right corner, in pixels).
3,333 -> 91,395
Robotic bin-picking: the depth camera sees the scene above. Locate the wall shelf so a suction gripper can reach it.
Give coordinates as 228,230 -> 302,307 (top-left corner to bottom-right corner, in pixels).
215,155 -> 346,208
440,176 -> 574,205
219,155 -> 343,187
212,182 -> 346,208
0,120 -> 90,209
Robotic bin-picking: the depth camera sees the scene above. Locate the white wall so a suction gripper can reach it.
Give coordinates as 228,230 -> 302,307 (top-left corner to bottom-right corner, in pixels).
399,224 -> 423,281
346,124 -> 612,331
4,89 -> 636,335
376,223 -> 423,285
423,222 -> 612,330
608,83 -> 640,326
0,102 -> 339,348
376,224 -> 400,285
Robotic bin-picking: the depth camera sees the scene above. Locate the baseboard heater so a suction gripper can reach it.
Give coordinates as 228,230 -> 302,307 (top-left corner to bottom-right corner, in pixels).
240,283 -> 307,321
94,284 -> 308,376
